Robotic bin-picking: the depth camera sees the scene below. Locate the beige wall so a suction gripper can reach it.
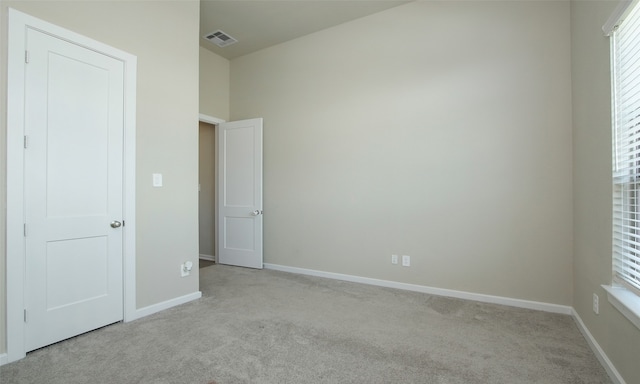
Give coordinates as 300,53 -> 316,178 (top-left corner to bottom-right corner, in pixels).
231,1 -> 573,305
571,1 -> 640,383
3,1 -> 638,381
199,122 -> 216,258
198,47 -> 228,259
1,0 -> 201,353
200,46 -> 230,120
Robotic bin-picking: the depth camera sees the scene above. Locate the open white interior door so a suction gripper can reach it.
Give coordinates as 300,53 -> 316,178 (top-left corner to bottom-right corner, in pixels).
217,118 -> 263,269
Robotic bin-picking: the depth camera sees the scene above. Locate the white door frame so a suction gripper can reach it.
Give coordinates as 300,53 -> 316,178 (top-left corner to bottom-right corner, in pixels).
6,8 -> 137,363
199,113 -> 226,126
198,113 -> 225,264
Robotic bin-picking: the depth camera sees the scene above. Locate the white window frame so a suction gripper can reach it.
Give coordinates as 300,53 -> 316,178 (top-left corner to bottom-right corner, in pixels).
605,0 -> 640,331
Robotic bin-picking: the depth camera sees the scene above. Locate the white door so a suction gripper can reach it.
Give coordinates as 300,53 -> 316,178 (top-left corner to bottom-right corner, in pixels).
24,28 -> 125,351
217,118 -> 263,269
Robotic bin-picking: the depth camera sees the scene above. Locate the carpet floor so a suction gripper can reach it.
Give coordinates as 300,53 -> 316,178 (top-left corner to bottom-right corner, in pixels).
0,265 -> 611,383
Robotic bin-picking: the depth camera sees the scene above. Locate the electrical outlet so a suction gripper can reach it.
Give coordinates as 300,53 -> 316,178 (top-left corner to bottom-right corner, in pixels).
152,173 -> 163,187
402,255 -> 410,267
391,254 -> 398,265
593,293 -> 599,314
181,261 -> 194,277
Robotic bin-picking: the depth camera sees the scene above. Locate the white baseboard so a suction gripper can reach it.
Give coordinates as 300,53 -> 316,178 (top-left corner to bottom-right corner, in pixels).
572,309 -> 626,384
127,291 -> 202,322
0,353 -> 8,366
263,263 -> 573,315
199,254 -> 215,261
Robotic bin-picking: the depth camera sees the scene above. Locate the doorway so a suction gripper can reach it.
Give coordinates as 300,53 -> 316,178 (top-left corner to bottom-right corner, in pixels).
196,115 -> 264,270
199,121 -> 216,266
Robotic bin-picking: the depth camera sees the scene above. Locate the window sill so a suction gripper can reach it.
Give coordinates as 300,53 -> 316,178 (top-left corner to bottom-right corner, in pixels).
602,285 -> 640,331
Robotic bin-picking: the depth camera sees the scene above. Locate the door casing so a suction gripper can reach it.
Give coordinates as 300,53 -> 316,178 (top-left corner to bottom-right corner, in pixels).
198,114 -> 226,264
6,8 -> 137,363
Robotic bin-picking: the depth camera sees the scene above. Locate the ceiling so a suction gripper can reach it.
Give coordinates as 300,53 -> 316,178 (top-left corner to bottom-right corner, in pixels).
200,0 -> 411,60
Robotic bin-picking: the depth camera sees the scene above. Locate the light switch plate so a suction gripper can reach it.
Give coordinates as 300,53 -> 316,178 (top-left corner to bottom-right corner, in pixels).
402,255 -> 410,267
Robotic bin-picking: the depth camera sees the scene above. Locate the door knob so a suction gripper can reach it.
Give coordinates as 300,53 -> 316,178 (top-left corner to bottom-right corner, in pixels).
251,210 -> 262,216
110,221 -> 122,228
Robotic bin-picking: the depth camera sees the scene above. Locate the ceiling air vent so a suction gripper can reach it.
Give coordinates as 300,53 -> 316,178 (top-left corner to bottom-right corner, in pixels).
204,30 -> 238,48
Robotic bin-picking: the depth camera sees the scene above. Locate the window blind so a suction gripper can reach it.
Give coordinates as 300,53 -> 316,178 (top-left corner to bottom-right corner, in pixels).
612,0 -> 640,294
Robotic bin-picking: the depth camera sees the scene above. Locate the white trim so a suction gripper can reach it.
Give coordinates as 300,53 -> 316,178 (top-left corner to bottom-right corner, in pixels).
572,309 -> 626,384
6,8 -> 137,363
602,285 -> 640,331
263,264 -> 573,315
199,113 -> 225,125
127,292 -> 202,321
197,113 -> 224,265
603,0 -> 635,36
0,354 -> 8,367
6,7 -> 28,364
199,254 -> 215,261
215,125 -> 220,265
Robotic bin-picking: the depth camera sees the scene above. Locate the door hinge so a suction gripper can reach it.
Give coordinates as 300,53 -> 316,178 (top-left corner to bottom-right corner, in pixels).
25,50 -> 29,64
122,220 -> 125,227
24,223 -> 27,237
24,135 -> 28,149
24,309 -> 28,323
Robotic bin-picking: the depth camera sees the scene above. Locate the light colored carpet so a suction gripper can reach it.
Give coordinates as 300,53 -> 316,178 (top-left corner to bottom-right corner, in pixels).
1,265 -> 611,383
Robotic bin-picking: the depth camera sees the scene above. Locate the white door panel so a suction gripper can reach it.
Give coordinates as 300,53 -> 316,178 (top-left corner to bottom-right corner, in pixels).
218,119 -> 263,269
45,237 -> 109,309
24,28 -> 124,351
224,126 -> 257,206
